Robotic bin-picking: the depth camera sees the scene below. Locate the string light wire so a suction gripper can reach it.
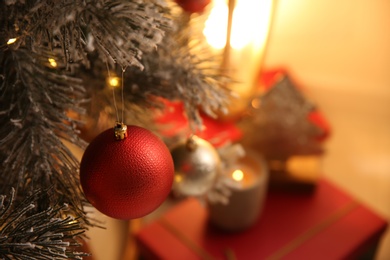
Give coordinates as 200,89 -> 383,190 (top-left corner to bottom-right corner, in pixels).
105,61 -> 120,122
121,66 -> 127,123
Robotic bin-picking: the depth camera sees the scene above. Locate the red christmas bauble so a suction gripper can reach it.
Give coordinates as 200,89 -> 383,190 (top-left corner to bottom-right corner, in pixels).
80,125 -> 174,220
175,0 -> 211,13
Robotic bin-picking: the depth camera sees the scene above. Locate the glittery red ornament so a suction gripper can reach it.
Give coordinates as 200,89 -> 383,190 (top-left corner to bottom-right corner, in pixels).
80,125 -> 174,220
175,0 -> 211,13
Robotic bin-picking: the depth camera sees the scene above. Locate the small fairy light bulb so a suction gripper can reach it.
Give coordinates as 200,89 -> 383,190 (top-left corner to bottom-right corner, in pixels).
48,58 -> 57,68
232,169 -> 244,182
174,175 -> 183,184
7,38 -> 17,45
107,76 -> 120,89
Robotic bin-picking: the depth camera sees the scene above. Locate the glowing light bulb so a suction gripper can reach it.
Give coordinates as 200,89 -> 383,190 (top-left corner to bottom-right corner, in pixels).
48,58 -> 57,68
175,175 -> 183,183
7,38 -> 17,45
107,76 -> 120,88
203,0 -> 228,49
232,169 -> 244,182
203,0 -> 273,50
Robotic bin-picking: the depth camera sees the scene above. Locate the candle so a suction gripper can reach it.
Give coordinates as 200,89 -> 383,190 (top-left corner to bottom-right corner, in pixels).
208,150 -> 269,232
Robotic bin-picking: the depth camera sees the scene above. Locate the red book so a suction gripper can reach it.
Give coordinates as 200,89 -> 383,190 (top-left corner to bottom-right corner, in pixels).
136,179 -> 387,259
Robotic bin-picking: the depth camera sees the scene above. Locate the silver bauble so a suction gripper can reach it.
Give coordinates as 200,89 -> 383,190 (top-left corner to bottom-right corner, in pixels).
171,136 -> 221,197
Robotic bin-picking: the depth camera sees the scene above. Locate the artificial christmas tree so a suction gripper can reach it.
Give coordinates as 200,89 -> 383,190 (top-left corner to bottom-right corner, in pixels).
0,0 -> 231,258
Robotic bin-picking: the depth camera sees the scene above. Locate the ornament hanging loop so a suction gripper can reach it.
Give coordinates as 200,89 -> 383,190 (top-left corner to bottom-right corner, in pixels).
113,67 -> 128,141
114,122 -> 128,140
186,135 -> 198,151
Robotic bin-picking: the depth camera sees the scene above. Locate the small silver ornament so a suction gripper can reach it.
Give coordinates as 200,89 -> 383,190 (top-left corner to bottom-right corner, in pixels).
171,135 -> 221,197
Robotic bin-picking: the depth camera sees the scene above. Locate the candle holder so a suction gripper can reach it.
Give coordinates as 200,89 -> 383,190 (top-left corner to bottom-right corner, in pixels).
208,149 -> 269,232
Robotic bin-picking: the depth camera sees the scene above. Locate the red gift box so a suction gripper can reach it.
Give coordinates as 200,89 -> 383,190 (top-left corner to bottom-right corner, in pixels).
136,179 -> 387,260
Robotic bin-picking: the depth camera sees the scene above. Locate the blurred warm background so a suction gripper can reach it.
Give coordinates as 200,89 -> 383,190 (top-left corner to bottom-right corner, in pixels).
265,0 -> 390,258
83,0 -> 390,259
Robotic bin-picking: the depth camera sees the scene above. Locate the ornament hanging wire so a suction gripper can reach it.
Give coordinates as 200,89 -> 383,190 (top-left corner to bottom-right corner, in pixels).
106,60 -> 128,140
121,66 -> 127,123
105,61 -> 120,123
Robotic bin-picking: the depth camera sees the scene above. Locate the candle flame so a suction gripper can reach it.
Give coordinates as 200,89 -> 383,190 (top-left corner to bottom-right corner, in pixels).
232,169 -> 244,182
